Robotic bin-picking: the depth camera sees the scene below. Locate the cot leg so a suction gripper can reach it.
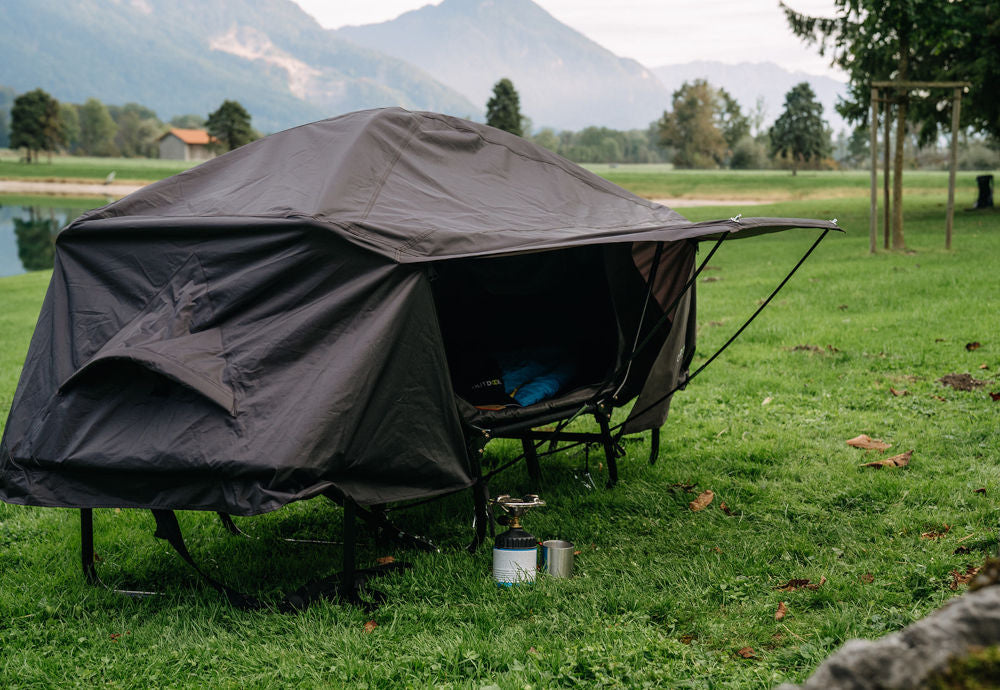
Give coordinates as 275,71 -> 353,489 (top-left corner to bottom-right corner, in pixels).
81,508 -> 97,584
597,413 -> 619,488
649,428 -> 661,466
522,439 -> 541,482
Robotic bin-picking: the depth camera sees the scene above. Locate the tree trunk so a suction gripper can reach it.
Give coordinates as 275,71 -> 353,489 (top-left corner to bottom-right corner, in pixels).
892,97 -> 907,249
891,35 -> 910,250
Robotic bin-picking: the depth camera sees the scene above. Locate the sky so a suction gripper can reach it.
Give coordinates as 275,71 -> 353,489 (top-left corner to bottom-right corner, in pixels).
292,0 -> 847,81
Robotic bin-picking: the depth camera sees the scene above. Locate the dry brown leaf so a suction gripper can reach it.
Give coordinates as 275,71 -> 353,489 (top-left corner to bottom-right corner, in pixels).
861,450 -> 912,468
376,556 -> 395,565
975,487 -> 987,494
573,550 -> 581,556
712,546 -> 722,553
679,634 -> 695,645
966,341 -> 982,351
528,646 -> 538,654
774,601 -> 787,621
950,565 -> 981,590
363,620 -> 378,633
689,490 -> 714,512
935,338 -> 947,343
846,434 -> 892,451
838,304 -> 849,310
702,276 -> 720,283
860,573 -> 874,583
737,647 -> 756,659
921,524 -> 951,540
720,502 -> 733,516
932,394 -> 947,402
776,578 -> 812,592
671,482 -> 697,492
791,344 -> 822,352
979,363 -> 989,370
991,392 -> 1000,402
954,546 -> 971,555
889,387 -> 909,397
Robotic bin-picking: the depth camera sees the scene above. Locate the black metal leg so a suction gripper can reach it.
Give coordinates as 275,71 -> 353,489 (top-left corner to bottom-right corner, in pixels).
342,498 -> 357,593
597,414 -> 619,488
522,438 -> 541,482
649,428 -> 661,466
81,508 -> 97,584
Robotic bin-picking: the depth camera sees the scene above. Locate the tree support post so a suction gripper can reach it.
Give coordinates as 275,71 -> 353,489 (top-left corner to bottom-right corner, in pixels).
883,101 -> 891,250
946,87 -> 962,250
869,87 -> 879,254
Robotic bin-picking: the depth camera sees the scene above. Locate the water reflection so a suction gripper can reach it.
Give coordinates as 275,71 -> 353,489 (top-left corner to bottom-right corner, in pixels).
0,199 -> 103,277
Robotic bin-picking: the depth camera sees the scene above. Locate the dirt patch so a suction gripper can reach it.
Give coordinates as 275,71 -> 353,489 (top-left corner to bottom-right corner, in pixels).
0,180 -> 143,198
647,197 -> 771,207
938,373 -> 988,391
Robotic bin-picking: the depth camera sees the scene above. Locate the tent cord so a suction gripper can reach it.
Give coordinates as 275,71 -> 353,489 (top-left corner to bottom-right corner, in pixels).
612,228 -> 831,434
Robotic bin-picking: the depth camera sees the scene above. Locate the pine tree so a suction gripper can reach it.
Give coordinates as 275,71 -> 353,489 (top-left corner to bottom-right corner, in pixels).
485,78 -> 524,136
206,100 -> 256,152
770,82 -> 830,175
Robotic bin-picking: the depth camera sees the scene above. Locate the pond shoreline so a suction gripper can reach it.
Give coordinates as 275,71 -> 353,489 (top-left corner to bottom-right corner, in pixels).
0,180 -> 144,198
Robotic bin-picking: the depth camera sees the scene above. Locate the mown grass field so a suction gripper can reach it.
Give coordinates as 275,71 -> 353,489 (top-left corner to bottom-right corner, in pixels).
1,176 -> 999,687
0,154 -> 196,185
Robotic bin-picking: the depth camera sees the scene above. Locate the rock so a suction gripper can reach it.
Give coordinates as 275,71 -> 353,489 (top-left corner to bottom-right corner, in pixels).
777,581 -> 1000,689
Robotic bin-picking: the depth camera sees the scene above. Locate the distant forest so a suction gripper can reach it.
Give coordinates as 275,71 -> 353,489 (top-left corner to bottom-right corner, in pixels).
1,84 -> 996,171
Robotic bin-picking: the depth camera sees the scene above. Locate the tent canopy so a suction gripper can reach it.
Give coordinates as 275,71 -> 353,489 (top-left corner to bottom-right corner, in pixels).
1,108 -> 838,517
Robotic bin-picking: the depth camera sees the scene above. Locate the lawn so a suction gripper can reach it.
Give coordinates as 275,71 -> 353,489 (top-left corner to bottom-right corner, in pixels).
0,154 -> 196,185
0,188 -> 998,687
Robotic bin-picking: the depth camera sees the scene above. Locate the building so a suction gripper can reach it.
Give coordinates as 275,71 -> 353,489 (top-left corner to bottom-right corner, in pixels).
158,128 -> 217,161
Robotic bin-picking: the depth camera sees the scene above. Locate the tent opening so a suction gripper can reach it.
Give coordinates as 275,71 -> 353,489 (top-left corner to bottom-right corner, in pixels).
431,246 -> 620,413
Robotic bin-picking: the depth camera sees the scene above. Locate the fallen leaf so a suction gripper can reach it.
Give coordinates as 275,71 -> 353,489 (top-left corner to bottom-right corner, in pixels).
811,575 -> 828,590
110,633 -> 121,642
932,394 -> 947,402
838,304 -> 848,310
979,364 -> 989,370
991,392 -> 1000,402
671,482 -> 697,492
861,450 -> 912,469
861,573 -> 874,583
702,276 -> 720,283
775,578 -> 812,592
966,342 -> 982,351
689,490 -> 714,512
679,634 -> 695,645
597,462 -> 603,472
889,387 -> 909,397
363,620 -> 378,633
720,502 -> 733,516
826,345 -> 840,353
762,396 -> 773,406
774,602 -> 787,621
935,338 -> 946,343
950,565 -> 981,590
708,320 -> 725,327
528,646 -> 538,654
573,550 -> 581,556
954,546 -> 971,555
376,556 -> 395,565
736,647 -> 756,659
712,546 -> 722,553
846,434 -> 892,451
791,344 -> 822,352
921,524 -> 951,540
939,373 -> 987,391
975,488 -> 987,494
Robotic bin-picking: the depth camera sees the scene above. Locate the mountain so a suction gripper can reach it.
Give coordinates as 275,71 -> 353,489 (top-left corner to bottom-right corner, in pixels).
0,0 -> 476,133
337,0 -> 669,131
652,61 -> 850,135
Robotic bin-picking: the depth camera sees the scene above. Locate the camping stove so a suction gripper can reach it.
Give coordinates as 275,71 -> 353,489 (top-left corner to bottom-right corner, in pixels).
491,494 -> 545,586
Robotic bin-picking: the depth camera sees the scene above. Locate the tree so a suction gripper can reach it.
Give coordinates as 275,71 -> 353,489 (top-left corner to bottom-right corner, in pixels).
0,85 -> 15,149
58,103 -> 80,153
10,89 -> 62,163
206,100 -> 256,152
78,98 -> 118,156
657,80 -> 747,168
781,0 -> 991,246
770,82 -> 830,175
110,103 -> 162,157
170,114 -> 206,129
485,78 -> 524,136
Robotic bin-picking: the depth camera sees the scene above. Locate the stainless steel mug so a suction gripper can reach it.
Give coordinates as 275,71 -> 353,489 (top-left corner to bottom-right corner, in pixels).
541,540 -> 574,578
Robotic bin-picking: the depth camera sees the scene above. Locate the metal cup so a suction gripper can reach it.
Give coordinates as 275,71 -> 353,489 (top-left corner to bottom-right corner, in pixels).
541,540 -> 574,578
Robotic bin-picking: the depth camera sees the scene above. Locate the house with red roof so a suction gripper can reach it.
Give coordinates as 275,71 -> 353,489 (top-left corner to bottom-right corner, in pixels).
158,128 -> 218,161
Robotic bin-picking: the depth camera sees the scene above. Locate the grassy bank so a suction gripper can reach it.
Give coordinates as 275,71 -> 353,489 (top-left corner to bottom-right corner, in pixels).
0,155 -> 195,185
0,195 -> 998,687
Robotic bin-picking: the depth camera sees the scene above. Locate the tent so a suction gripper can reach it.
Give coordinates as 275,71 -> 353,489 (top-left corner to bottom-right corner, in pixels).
0,108 -> 838,606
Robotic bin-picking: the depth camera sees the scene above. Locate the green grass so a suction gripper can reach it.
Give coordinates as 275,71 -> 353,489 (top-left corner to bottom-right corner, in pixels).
1,193 -> 999,688
0,155 -> 196,185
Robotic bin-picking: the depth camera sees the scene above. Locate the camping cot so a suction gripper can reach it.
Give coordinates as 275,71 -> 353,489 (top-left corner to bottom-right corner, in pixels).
0,108 -> 838,607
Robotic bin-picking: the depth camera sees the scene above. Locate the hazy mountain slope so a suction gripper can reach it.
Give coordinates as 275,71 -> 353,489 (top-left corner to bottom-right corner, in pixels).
0,0 -> 476,133
337,0 -> 669,131
653,61 -> 850,134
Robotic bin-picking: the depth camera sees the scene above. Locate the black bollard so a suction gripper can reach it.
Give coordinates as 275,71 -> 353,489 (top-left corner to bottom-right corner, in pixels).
969,174 -> 994,210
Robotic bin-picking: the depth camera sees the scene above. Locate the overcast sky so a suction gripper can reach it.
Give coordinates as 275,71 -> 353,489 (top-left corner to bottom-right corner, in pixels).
292,0 -> 847,81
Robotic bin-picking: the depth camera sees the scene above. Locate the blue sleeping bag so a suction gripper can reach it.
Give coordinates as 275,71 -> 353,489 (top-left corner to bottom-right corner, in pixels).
497,347 -> 577,406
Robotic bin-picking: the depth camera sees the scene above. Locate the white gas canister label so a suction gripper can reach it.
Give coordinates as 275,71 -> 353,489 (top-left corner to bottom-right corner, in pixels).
493,547 -> 537,585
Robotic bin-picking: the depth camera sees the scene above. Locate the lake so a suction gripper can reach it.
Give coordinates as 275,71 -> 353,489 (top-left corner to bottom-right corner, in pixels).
0,197 -> 107,277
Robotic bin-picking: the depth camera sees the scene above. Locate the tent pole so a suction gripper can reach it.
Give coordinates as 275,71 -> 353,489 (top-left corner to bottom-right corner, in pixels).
521,439 -> 541,482
596,407 -> 618,488
946,87 -> 961,250
342,498 -> 357,595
